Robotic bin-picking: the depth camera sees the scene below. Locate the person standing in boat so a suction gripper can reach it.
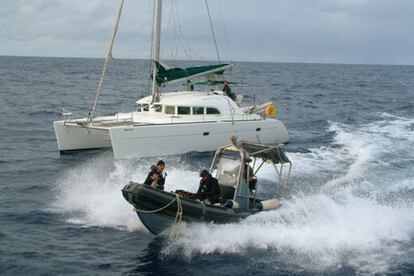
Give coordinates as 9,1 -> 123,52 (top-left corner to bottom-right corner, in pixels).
244,163 -> 257,192
144,160 -> 166,190
195,169 -> 221,203
222,80 -> 236,101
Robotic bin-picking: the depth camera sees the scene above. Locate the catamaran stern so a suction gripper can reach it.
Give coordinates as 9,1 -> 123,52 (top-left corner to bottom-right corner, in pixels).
53,120 -> 112,152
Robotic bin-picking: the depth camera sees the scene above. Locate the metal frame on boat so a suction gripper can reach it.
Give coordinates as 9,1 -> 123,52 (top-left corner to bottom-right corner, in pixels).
122,138 -> 292,235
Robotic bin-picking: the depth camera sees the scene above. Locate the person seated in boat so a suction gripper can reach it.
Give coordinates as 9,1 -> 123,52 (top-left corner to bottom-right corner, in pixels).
194,169 -> 221,204
222,80 -> 236,101
144,160 -> 166,190
186,79 -> 194,91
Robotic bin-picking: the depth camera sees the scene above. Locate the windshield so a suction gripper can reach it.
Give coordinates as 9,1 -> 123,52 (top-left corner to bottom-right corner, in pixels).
216,156 -> 240,187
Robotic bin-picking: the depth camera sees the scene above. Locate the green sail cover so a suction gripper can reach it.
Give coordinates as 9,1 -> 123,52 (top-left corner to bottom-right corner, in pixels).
191,80 -> 242,86
154,61 -> 233,86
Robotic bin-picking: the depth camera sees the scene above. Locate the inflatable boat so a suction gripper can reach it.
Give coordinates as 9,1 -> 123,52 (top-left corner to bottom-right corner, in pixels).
122,139 -> 292,235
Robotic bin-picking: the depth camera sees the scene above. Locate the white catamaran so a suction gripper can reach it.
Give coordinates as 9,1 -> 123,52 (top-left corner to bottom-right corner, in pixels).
53,0 -> 289,159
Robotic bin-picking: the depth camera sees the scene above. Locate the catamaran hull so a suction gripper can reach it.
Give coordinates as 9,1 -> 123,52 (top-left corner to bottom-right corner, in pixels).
54,118 -> 288,158
53,120 -> 111,152
110,119 -> 289,159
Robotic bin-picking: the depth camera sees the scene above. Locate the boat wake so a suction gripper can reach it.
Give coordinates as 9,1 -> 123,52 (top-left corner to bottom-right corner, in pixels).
161,112 -> 414,273
52,112 -> 414,273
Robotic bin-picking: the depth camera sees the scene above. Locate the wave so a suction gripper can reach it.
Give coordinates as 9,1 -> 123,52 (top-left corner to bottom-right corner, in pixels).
26,109 -> 61,116
161,112 -> 414,273
51,112 -> 414,273
163,192 -> 413,273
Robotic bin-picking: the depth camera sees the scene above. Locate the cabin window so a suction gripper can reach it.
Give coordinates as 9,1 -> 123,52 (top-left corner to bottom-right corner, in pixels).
152,104 -> 162,112
206,107 -> 220,114
165,105 -> 175,115
192,106 -> 204,115
136,104 -> 142,112
142,104 -> 149,112
177,106 -> 191,115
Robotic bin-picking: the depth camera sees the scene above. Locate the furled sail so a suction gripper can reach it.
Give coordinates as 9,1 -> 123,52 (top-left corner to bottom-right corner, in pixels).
154,61 -> 233,86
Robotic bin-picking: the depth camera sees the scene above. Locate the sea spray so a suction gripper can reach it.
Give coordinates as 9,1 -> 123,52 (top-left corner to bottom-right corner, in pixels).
52,153 -> 146,231
161,113 -> 414,273
163,192 -> 413,272
52,154 -> 202,231
51,113 -> 414,273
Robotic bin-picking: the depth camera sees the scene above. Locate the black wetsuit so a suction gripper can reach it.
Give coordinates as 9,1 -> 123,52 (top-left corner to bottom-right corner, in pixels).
196,174 -> 221,203
249,178 -> 257,192
144,169 -> 165,190
243,164 -> 257,192
223,84 -> 236,101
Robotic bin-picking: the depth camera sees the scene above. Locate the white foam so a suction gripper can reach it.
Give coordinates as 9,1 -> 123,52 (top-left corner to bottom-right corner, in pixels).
164,192 -> 413,272
51,112 -> 414,273
161,113 -> 414,273
51,154 -> 203,232
52,154 -> 147,231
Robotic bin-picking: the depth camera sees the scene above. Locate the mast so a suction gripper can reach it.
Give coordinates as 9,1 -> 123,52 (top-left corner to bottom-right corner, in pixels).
151,0 -> 162,103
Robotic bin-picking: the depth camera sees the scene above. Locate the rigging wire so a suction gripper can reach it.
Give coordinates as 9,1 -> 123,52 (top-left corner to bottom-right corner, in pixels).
216,0 -> 233,63
173,1 -> 191,60
171,0 -> 182,60
164,0 -> 177,60
172,0 -> 205,61
90,0 -> 125,121
204,0 -> 221,63
215,0 -> 233,83
214,0 -> 234,83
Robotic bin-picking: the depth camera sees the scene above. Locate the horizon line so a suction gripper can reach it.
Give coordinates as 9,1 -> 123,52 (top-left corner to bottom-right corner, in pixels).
0,54 -> 413,67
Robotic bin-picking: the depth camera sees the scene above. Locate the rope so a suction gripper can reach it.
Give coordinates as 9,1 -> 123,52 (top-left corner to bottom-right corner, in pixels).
174,194 -> 183,223
133,193 -> 183,224
90,0 -> 125,121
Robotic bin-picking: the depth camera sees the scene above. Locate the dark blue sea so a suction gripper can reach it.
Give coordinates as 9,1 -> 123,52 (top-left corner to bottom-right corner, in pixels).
1,56 -> 413,275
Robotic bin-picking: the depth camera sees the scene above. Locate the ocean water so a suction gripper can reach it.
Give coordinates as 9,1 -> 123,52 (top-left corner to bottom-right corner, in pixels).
0,56 -> 413,275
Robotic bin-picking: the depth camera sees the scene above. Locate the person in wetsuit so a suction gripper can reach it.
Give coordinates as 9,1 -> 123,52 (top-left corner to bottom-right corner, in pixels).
144,160 -> 166,190
222,80 -> 236,101
195,169 -> 221,203
244,162 -> 257,192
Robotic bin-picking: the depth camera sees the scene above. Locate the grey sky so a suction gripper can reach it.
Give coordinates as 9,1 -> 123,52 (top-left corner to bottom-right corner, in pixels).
1,0 -> 413,65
